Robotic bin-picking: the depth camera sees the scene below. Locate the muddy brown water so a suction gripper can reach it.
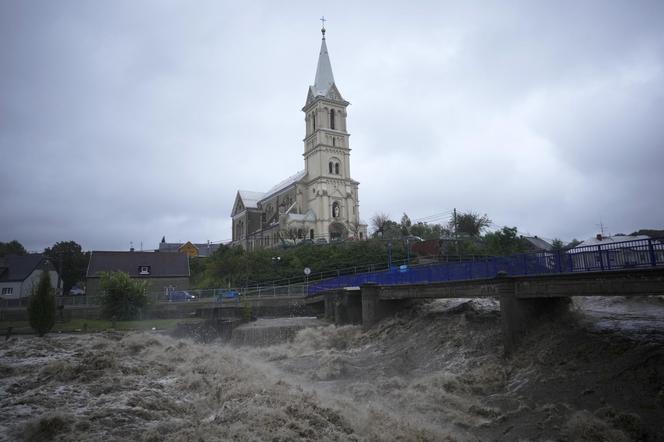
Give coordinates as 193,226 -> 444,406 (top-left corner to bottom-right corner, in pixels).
1,297 -> 663,441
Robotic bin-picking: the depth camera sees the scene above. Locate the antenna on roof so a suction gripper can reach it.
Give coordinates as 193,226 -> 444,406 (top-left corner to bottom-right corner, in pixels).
596,220 -> 607,237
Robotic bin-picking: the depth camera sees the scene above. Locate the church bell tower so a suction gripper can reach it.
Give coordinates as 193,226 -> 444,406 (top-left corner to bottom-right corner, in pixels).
301,24 -> 365,241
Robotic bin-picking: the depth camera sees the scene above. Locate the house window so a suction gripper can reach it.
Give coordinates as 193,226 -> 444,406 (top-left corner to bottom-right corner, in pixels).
139,266 -> 151,275
1,287 -> 13,295
330,109 -> 335,129
335,163 -> 340,175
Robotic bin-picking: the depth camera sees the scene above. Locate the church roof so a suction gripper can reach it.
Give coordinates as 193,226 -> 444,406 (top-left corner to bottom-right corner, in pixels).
238,190 -> 266,209
261,170 -> 306,201
313,36 -> 335,97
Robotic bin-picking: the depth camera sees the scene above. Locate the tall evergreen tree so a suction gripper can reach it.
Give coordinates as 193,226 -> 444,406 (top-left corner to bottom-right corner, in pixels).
28,271 -> 56,337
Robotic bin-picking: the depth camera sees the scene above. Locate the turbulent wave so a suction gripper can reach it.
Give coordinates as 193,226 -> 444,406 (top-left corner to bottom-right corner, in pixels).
1,297 -> 663,441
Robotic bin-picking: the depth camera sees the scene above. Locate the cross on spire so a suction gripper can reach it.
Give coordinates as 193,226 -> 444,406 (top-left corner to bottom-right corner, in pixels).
320,16 -> 326,38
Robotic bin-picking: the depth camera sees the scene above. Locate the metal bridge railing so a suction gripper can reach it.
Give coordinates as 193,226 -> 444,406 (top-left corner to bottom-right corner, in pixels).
306,237 -> 664,296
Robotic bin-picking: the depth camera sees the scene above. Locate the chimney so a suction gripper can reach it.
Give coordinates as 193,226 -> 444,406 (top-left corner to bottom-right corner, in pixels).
596,234 -> 603,241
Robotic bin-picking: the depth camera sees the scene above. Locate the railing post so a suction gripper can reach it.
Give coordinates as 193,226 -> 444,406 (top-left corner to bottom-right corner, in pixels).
598,246 -> 604,271
556,250 -> 562,273
648,239 -> 657,266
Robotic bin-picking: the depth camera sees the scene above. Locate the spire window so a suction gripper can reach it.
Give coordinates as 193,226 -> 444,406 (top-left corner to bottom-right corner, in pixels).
329,162 -> 333,174
335,163 -> 339,175
330,109 -> 335,129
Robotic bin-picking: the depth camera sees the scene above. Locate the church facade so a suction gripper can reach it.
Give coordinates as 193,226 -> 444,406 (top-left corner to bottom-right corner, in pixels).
230,27 -> 367,250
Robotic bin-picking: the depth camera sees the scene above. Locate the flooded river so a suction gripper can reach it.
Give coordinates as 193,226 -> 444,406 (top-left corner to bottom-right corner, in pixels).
1,296 -> 663,441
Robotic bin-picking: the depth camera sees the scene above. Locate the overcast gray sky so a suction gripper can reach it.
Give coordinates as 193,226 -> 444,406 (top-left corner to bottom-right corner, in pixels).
2,0 -> 663,252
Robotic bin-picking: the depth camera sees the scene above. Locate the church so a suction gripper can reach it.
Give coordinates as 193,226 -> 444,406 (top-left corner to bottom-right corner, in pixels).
230,26 -> 367,250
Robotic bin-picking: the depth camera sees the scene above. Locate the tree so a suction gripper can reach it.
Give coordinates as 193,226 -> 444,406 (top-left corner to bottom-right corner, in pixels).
28,271 -> 56,337
99,271 -> 150,320
484,226 -> 526,256
551,239 -> 565,251
410,222 -> 449,240
566,239 -> 582,249
400,213 -> 412,236
0,240 -> 27,257
370,213 -> 391,238
450,211 -> 492,237
43,241 -> 89,295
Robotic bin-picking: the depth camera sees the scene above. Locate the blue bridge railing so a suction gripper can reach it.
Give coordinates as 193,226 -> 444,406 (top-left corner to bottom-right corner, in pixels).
307,237 -> 664,296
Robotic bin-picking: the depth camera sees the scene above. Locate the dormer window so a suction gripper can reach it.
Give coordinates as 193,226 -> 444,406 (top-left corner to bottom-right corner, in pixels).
139,266 -> 151,275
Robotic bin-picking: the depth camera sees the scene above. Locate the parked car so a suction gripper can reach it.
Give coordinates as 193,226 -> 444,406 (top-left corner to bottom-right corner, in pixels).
167,291 -> 196,302
216,290 -> 239,302
69,287 -> 86,296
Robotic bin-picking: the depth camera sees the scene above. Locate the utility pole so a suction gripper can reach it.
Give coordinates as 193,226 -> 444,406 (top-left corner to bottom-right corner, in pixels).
453,208 -> 459,259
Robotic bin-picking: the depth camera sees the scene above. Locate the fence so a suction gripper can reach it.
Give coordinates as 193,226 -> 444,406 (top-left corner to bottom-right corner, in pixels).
307,237 -> 664,295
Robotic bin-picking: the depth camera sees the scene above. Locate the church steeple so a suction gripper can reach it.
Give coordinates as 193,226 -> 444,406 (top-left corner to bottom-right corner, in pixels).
313,29 -> 335,97
306,22 -> 344,103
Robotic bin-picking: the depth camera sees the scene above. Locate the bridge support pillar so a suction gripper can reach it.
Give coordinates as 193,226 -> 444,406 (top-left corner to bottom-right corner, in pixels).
324,293 -> 336,322
361,284 -> 409,330
500,295 -> 570,356
324,289 -> 362,325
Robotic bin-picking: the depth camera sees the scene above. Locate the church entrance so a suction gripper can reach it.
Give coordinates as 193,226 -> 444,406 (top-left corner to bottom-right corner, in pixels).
329,222 -> 347,241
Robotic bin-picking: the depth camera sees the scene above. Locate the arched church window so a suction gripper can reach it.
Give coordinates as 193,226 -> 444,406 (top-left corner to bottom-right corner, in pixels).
330,109 -> 335,129
335,163 -> 339,175
329,162 -> 333,174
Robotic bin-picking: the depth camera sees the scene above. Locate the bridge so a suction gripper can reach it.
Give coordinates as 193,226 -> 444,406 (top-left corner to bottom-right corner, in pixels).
200,237 -> 664,353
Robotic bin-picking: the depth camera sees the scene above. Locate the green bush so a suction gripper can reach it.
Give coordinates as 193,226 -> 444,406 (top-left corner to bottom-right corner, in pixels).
28,271 -> 56,337
99,271 -> 150,320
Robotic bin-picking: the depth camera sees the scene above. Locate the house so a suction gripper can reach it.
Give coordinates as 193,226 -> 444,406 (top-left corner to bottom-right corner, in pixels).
0,254 -> 60,298
230,26 -> 367,250
158,240 -> 220,257
86,251 -> 190,296
521,236 -> 553,252
568,234 -> 662,270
